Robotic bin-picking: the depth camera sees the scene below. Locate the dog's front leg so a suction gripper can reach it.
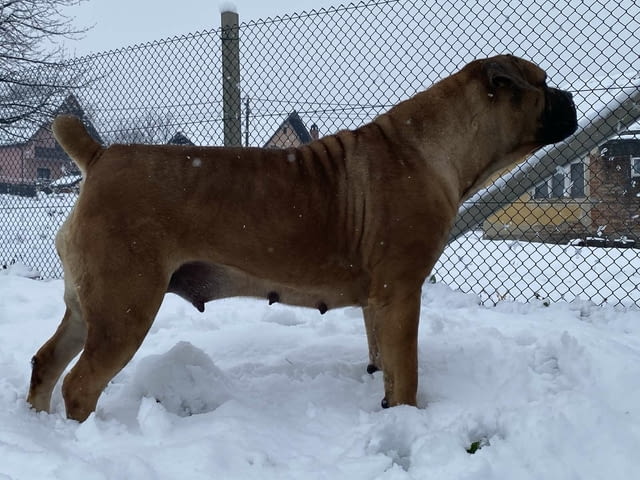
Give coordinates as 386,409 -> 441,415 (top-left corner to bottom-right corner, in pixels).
369,286 -> 421,408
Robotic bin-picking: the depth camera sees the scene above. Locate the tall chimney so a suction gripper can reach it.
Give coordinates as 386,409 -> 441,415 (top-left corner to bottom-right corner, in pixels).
310,123 -> 319,141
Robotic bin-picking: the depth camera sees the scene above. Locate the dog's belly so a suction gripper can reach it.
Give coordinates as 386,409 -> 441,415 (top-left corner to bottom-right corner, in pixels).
167,260 -> 368,313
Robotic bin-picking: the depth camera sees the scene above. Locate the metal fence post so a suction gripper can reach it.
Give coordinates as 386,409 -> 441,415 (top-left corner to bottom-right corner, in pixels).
221,10 -> 241,147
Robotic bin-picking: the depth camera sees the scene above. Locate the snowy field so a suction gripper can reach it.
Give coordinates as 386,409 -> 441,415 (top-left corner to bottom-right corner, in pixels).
437,231 -> 640,307
1,264 -> 640,479
0,193 -> 71,278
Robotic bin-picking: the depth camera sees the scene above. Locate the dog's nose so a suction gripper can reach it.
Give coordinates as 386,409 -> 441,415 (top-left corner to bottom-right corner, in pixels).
562,90 -> 577,116
563,89 -> 575,105
553,88 -> 574,103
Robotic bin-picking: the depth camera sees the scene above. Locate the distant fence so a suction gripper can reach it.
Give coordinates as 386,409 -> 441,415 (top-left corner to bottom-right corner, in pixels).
0,0 -> 639,306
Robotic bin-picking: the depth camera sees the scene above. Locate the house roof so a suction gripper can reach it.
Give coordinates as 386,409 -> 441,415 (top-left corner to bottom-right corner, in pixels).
0,94 -> 102,147
50,174 -> 82,187
286,111 -> 313,144
52,94 -> 103,145
263,111 -> 312,147
601,135 -> 640,158
167,131 -> 194,145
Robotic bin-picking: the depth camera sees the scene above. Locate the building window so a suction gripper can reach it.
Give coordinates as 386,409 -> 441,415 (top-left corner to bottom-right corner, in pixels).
36,168 -> 51,181
570,162 -> 585,197
534,181 -> 549,199
35,147 -> 63,159
551,171 -> 564,197
631,157 -> 640,179
533,161 -> 586,199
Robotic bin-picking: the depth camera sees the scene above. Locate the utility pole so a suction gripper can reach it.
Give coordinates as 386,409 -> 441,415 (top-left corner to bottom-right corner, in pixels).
245,97 -> 250,147
221,11 -> 241,147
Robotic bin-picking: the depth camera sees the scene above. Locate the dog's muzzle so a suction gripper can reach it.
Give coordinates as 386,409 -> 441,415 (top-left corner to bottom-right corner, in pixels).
538,88 -> 578,144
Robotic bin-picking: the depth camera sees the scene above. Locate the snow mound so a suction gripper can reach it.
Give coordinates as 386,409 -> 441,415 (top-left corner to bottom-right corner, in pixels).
129,341 -> 232,417
1,261 -> 40,279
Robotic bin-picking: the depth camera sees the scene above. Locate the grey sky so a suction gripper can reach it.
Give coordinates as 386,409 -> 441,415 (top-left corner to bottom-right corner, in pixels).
63,0 -> 346,57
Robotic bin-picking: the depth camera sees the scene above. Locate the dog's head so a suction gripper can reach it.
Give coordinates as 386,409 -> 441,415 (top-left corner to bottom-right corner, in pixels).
439,55 -> 578,200
478,54 -> 578,149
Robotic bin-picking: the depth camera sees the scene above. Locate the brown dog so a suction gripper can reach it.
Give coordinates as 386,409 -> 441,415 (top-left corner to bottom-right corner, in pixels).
27,55 -> 577,421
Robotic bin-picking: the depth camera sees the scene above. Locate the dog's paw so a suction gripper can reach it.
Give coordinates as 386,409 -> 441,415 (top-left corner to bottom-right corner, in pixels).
317,302 -> 328,315
267,291 -> 279,305
366,364 -> 380,374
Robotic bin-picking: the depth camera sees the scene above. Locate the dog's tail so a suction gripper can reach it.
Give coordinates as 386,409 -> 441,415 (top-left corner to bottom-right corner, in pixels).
52,115 -> 103,173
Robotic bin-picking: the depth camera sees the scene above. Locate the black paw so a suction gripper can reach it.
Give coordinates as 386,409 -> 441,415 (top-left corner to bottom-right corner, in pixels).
193,300 -> 205,313
366,364 -> 379,374
267,291 -> 280,305
381,397 -> 389,409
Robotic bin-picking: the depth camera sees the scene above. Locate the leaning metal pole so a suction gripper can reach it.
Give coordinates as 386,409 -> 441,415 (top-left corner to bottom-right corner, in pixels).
450,80 -> 640,242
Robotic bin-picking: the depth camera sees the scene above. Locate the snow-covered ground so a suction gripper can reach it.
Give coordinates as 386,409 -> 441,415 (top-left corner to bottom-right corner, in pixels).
1,265 -> 639,479
437,231 -> 640,307
0,193 -> 71,278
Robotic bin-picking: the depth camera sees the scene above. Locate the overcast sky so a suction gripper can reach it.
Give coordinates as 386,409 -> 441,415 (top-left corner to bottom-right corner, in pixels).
63,0 -> 346,57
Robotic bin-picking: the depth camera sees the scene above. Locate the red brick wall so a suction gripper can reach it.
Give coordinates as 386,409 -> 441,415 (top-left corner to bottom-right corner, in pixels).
589,151 -> 640,239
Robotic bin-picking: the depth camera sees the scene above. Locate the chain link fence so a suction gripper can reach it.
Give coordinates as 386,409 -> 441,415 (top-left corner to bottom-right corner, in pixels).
0,0 -> 639,306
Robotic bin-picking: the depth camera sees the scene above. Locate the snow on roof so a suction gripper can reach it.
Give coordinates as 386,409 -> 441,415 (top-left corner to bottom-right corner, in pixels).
49,174 -> 82,187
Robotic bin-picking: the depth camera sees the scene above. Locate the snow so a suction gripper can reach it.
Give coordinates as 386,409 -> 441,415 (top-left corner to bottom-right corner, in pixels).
0,193 -> 70,278
48,175 -> 82,188
436,231 -> 640,307
1,268 -> 640,479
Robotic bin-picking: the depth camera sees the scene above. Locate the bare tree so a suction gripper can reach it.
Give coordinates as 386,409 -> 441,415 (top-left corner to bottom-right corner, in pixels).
106,110 -> 179,145
0,0 -> 88,139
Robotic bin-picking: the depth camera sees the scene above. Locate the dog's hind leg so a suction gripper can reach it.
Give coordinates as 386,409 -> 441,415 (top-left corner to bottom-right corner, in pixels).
27,291 -> 86,413
61,275 -> 167,422
363,306 -> 381,374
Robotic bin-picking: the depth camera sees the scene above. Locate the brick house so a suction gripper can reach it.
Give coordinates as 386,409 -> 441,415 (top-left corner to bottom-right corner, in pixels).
263,111 -> 319,148
483,131 -> 640,246
167,131 -> 195,146
168,112 -> 318,149
0,94 -> 101,196
586,134 -> 640,244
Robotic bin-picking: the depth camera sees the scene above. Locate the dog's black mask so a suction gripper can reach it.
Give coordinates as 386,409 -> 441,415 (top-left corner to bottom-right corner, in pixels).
539,88 -> 578,144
